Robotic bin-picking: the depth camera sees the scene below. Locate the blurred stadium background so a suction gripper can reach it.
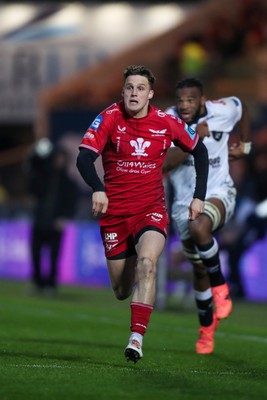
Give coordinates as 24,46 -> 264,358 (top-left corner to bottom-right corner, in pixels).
0,0 -> 267,304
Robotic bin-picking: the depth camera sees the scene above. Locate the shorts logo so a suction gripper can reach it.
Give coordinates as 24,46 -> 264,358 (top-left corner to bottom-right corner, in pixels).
147,212 -> 163,223
106,244 -> 116,251
104,232 -> 118,252
105,232 -> 117,240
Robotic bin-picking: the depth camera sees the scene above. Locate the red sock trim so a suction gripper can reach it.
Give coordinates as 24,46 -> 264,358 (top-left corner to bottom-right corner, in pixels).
130,301 -> 153,336
131,301 -> 153,310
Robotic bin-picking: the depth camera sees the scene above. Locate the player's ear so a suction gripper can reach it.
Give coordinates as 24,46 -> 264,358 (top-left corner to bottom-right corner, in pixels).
148,90 -> 154,100
201,95 -> 207,107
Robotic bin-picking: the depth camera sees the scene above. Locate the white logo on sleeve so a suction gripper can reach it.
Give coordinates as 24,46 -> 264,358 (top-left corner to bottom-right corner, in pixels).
130,138 -> 151,157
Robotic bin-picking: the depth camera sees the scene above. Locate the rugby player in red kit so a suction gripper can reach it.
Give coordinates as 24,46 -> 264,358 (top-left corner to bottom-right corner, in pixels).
77,65 -> 208,363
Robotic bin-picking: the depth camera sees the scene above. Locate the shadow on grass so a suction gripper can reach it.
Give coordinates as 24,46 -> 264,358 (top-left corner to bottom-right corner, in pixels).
2,336 -> 195,355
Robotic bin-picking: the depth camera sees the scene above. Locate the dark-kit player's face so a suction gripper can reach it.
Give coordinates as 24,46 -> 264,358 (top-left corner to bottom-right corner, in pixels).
175,87 -> 204,125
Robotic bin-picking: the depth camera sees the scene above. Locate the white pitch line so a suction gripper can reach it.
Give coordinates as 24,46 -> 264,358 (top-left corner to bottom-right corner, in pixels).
190,370 -> 267,376
3,365 -> 267,377
4,364 -> 88,369
216,331 -> 267,344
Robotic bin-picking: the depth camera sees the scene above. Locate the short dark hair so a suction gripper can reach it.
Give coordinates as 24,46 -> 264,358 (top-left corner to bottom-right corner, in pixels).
175,78 -> 203,95
123,65 -> 155,89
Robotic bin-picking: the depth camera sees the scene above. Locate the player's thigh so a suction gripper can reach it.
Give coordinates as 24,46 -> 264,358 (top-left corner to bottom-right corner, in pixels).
205,187 -> 236,230
136,230 -> 166,263
189,198 -> 225,240
205,197 -> 226,229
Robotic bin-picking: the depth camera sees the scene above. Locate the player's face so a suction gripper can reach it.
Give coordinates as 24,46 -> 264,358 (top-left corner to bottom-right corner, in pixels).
175,87 -> 205,125
122,75 -> 154,118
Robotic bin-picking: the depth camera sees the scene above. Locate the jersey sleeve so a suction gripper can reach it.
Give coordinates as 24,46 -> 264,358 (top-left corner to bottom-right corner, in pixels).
227,96 -> 242,125
209,97 -> 242,132
168,115 -> 199,152
165,107 -> 178,148
79,109 -> 112,154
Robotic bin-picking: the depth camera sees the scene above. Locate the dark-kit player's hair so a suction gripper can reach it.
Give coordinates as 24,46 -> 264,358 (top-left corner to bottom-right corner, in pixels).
175,78 -> 203,95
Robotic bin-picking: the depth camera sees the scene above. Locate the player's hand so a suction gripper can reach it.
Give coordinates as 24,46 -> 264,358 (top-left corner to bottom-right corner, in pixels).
196,121 -> 210,140
92,191 -> 109,217
188,198 -> 204,220
228,142 -> 247,161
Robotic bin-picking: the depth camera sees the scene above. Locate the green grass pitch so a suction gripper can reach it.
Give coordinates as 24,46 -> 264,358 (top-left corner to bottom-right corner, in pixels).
0,280 -> 266,400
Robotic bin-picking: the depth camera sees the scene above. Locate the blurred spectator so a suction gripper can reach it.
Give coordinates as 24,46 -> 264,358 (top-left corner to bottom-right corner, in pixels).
27,138 -> 78,295
241,0 -> 267,53
179,36 -> 210,78
0,178 -> 9,204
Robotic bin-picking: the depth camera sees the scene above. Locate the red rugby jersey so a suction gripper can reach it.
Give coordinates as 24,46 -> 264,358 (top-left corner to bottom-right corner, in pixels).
79,101 -> 199,215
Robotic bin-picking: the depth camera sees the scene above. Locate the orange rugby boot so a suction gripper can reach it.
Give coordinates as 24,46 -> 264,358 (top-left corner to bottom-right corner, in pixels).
212,283 -> 232,319
196,315 -> 220,354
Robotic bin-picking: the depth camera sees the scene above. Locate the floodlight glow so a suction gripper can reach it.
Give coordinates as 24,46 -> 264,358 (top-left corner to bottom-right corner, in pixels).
0,4 -> 37,35
46,4 -> 85,27
144,4 -> 186,35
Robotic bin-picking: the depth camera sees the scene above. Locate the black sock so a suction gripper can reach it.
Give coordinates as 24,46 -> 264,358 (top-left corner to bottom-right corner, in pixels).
195,289 -> 213,327
196,239 -> 225,287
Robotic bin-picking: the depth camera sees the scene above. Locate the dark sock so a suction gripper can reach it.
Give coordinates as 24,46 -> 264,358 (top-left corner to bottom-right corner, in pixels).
195,289 -> 213,327
196,239 -> 225,287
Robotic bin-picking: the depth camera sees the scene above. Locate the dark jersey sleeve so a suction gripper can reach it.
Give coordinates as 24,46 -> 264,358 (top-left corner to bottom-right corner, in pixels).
190,140 -> 208,201
76,148 -> 105,192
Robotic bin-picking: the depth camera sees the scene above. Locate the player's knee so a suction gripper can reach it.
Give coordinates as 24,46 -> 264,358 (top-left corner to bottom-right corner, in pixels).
137,257 -> 156,280
114,287 -> 132,301
189,220 -> 203,242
